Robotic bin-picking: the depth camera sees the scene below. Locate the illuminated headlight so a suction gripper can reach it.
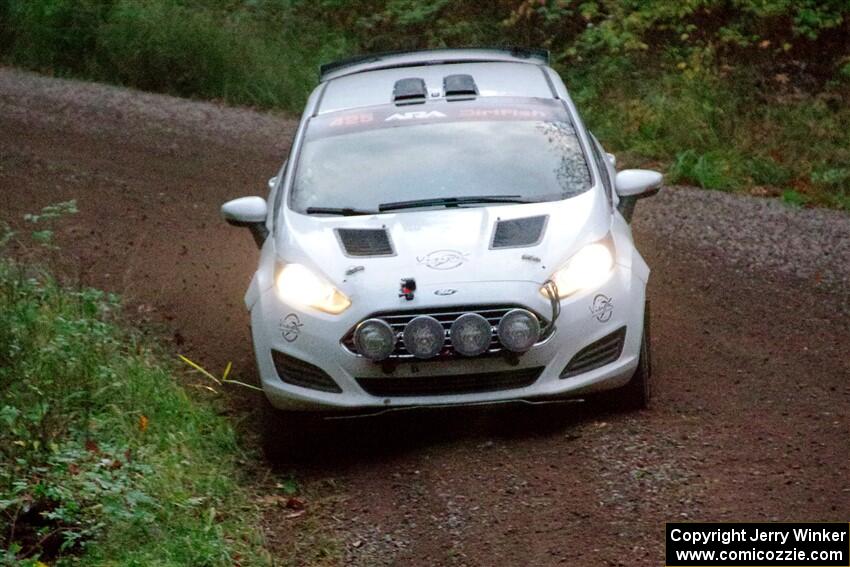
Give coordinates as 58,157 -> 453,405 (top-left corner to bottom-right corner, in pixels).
275,263 -> 351,314
450,313 -> 492,357
353,319 -> 396,361
402,316 -> 444,359
497,309 -> 540,353
544,242 -> 614,299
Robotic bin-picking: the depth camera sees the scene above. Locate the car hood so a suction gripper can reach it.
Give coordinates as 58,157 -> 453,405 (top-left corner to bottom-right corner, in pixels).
277,189 -> 611,291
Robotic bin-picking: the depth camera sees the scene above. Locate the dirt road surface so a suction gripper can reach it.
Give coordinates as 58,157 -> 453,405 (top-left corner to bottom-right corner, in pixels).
2,68 -> 848,566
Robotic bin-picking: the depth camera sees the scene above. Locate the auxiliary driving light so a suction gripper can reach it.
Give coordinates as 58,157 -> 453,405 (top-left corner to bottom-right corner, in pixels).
353,318 -> 396,361
402,316 -> 445,359
497,309 -> 540,353
450,313 -> 492,357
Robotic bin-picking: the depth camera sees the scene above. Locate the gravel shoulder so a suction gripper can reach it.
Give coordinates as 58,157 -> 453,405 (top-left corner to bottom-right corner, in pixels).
1,67 -> 848,566
638,185 -> 850,300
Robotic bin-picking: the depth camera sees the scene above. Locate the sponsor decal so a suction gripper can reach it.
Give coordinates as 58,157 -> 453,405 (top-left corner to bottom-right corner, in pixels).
458,108 -> 548,119
417,250 -> 469,270
329,113 -> 374,127
589,294 -> 614,323
434,288 -> 458,296
280,313 -> 303,342
385,110 -> 447,122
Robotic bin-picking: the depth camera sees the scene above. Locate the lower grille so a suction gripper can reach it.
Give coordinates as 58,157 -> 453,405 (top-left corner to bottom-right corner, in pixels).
342,305 -> 549,360
560,327 -> 626,378
356,367 -> 543,397
272,350 -> 342,393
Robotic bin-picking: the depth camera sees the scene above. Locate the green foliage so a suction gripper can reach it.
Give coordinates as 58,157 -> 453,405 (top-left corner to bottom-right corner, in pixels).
669,149 -> 740,191
500,0 -> 849,70
21,199 -> 77,224
811,166 -> 850,187
0,213 -> 268,563
1,0 -> 349,111
565,61 -> 850,208
96,1 -> 233,99
781,189 -> 809,207
747,157 -> 792,187
4,0 -> 113,72
21,200 -> 77,250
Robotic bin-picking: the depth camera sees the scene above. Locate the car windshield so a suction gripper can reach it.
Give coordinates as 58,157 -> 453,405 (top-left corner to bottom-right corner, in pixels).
290,99 -> 592,214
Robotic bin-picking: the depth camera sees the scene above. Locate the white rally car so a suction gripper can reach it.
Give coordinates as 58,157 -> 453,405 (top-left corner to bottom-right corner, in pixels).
221,48 -> 661,456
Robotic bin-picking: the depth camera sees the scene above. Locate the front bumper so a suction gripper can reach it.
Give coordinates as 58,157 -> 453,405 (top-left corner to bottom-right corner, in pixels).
251,265 -> 646,412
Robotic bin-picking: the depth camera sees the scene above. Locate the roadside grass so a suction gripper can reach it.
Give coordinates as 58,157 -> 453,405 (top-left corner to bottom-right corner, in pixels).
1,0 -> 350,112
566,66 -> 850,210
781,189 -> 809,208
0,223 -> 270,564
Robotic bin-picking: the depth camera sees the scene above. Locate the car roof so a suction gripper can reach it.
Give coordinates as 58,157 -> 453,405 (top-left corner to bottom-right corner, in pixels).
315,49 -> 557,115
318,61 -> 555,115
319,48 -> 549,81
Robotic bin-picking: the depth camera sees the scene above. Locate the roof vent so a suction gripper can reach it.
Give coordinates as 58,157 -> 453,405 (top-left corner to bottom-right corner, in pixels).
491,215 -> 548,249
393,78 -> 427,105
336,228 -> 395,257
443,74 -> 478,100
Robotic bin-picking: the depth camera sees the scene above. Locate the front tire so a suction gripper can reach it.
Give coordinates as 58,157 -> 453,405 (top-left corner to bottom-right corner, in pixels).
261,397 -> 318,463
608,301 -> 652,410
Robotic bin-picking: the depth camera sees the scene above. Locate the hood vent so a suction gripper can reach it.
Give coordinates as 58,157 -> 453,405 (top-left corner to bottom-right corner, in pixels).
336,228 -> 395,257
393,78 -> 427,105
491,215 -> 548,249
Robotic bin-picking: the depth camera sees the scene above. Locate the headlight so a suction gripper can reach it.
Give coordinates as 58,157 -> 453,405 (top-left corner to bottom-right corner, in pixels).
545,242 -> 614,299
275,263 -> 351,314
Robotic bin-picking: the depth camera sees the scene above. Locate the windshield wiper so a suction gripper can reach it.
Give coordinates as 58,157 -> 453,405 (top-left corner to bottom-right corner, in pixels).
304,206 -> 377,216
306,196 -> 533,215
378,195 -> 533,212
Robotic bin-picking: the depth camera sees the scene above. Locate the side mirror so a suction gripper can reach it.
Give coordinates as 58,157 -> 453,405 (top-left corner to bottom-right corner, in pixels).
221,196 -> 269,247
615,169 -> 662,223
615,169 -> 662,198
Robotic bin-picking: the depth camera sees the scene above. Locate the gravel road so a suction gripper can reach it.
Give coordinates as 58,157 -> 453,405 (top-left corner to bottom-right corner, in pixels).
1,67 -> 848,566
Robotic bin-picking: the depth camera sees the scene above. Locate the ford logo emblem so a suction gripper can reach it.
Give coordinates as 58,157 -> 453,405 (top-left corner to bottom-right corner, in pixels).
417,249 -> 469,270
434,289 -> 458,296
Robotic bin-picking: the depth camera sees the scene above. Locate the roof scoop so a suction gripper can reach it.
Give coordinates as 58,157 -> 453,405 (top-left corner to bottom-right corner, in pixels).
393,78 -> 427,105
443,74 -> 478,100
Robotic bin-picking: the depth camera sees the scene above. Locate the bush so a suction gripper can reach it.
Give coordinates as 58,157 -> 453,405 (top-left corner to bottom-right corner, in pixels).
669,149 -> 741,191
97,0 -> 344,109
4,0 -> 112,73
0,0 -> 348,111
781,188 -> 809,208
96,1 -> 234,99
747,157 -> 792,187
0,242 -> 268,564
